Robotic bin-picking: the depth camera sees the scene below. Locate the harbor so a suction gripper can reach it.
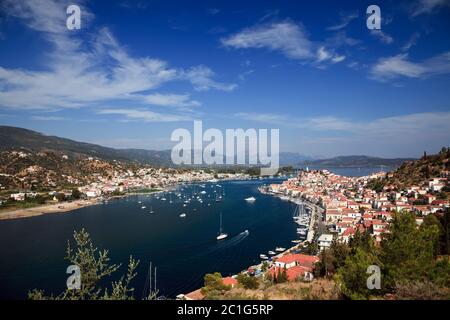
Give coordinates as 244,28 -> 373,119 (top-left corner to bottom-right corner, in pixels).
0,178 -> 299,299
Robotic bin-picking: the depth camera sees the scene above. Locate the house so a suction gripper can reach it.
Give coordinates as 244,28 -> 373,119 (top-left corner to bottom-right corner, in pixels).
271,254 -> 319,281
318,234 -> 333,251
10,193 -> 26,201
339,227 -> 356,243
222,276 -> 238,288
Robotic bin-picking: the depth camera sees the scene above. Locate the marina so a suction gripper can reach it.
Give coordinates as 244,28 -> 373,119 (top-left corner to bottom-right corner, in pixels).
0,178 -> 298,299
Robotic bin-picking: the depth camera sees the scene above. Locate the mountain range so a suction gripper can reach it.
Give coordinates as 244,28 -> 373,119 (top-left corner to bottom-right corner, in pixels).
0,126 -> 414,167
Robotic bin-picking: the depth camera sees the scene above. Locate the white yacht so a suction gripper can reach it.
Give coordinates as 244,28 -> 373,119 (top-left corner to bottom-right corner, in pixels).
275,247 -> 286,252
259,254 -> 269,260
179,213 -> 186,218
216,212 -> 228,240
245,196 -> 256,202
268,251 -> 276,255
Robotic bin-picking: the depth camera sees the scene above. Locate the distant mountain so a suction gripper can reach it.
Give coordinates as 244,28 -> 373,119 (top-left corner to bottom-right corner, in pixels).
0,126 -> 171,166
279,152 -> 316,166
301,155 -> 415,168
0,126 -> 414,169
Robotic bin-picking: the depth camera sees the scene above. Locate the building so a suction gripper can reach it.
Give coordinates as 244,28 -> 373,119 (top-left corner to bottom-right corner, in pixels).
318,234 -> 333,251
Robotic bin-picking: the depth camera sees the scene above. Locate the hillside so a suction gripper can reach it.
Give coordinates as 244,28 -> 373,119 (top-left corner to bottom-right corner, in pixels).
302,155 -> 414,168
0,126 -> 171,165
367,148 -> 450,190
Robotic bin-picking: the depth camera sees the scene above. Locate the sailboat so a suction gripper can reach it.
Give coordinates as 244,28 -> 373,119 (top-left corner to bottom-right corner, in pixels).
216,212 -> 228,240
149,206 -> 154,214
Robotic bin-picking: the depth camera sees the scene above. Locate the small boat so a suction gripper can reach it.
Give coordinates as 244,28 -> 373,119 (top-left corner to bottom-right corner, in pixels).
259,254 -> 269,260
216,212 -> 228,240
275,247 -> 286,252
245,196 -> 256,202
179,213 -> 186,218
183,204 -> 187,207
141,206 -> 146,209
268,251 -> 276,255
291,240 -> 302,244
161,198 -> 167,201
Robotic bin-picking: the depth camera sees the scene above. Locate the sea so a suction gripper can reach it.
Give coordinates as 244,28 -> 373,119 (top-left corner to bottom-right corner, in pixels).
0,167 -> 390,299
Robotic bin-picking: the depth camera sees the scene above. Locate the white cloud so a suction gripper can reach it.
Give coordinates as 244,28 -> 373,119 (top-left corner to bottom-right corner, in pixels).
0,0 -> 235,118
98,108 -> 191,122
370,52 -> 450,81
234,112 -> 288,124
327,12 -> 359,31
411,0 -> 450,17
143,93 -> 201,108
370,30 -> 394,44
30,115 -> 66,121
401,33 -> 420,52
182,66 -> 237,92
221,22 -> 313,60
221,21 -> 346,67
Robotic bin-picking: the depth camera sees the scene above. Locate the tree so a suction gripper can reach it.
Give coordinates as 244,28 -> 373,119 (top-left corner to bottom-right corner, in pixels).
335,247 -> 381,300
236,273 -> 259,289
380,212 -> 439,291
314,249 -> 335,278
201,272 -> 231,299
28,229 -> 141,300
71,188 -> 82,200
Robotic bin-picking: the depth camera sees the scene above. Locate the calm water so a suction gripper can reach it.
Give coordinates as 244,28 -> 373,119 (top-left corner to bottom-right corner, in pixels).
0,168 -> 383,300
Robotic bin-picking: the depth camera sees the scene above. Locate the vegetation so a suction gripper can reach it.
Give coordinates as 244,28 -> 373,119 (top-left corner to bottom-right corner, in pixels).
28,229 -> 155,300
236,273 -> 259,289
201,272 -> 232,299
367,147 -> 450,191
314,210 -> 450,299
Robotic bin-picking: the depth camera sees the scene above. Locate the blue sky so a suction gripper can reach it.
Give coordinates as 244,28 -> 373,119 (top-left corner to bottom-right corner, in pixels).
0,0 -> 450,158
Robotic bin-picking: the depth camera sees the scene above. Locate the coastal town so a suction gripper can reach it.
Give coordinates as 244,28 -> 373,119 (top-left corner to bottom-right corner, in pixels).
179,151 -> 450,300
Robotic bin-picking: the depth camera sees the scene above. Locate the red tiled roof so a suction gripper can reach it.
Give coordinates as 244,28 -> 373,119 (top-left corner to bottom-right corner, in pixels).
222,277 -> 237,287
276,254 -> 319,268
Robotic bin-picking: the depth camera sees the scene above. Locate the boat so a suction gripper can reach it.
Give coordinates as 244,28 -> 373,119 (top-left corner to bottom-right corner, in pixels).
291,240 -> 302,244
149,206 -> 154,214
161,197 -> 167,201
275,247 -> 286,252
141,206 -> 146,209
259,254 -> 269,260
216,212 -> 228,240
268,251 -> 276,255
245,196 -> 256,202
179,213 -> 186,218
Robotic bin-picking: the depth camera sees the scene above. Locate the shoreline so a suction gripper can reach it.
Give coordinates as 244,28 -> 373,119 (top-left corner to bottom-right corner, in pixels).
0,176 -> 276,221
0,189 -> 167,221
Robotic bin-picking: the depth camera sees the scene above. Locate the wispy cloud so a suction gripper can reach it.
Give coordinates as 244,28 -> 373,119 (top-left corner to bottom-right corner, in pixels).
234,112 -> 289,124
221,21 -> 346,67
98,109 -> 191,122
30,115 -> 67,121
411,0 -> 450,17
370,52 -> 450,81
143,93 -> 201,109
221,21 -> 313,60
401,32 -> 420,52
326,11 -> 359,31
0,0 -> 235,119
370,30 -> 394,44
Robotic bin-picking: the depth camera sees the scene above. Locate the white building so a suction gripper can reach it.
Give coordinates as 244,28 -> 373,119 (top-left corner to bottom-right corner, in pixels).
318,234 -> 333,251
